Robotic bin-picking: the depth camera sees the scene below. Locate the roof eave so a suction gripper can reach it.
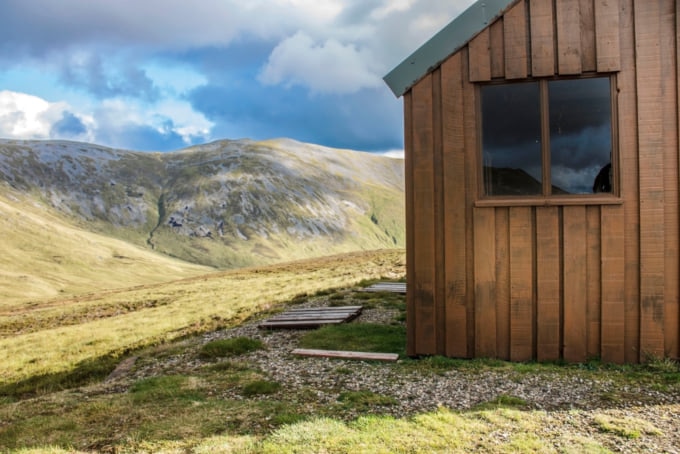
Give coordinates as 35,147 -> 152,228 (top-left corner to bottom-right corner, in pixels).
383,0 -> 517,97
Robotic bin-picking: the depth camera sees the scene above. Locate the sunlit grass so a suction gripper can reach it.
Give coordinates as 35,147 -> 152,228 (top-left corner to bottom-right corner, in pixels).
0,186 -> 210,307
0,249 -> 405,387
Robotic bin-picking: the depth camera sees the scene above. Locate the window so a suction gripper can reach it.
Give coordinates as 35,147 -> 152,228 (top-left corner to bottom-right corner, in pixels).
480,76 -> 614,197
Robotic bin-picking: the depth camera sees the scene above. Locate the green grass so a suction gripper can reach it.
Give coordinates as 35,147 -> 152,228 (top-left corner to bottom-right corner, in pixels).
130,375 -> 207,403
472,394 -> 529,411
2,337 -> 678,452
337,390 -> 398,410
199,337 -> 265,360
593,414 -> 663,439
298,323 -> 407,357
242,380 -> 282,397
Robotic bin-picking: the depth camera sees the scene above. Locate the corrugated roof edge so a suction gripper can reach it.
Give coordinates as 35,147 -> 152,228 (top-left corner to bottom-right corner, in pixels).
383,0 -> 517,97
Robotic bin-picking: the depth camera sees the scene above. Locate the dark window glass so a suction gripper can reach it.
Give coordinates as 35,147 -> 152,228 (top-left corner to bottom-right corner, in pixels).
481,82 -> 542,196
480,76 -> 613,197
549,78 -> 612,194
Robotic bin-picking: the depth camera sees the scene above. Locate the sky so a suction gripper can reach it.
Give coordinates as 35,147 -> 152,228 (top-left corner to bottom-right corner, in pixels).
0,0 -> 476,155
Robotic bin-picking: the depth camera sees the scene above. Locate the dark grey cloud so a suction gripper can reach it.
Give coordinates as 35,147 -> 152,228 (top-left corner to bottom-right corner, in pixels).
189,81 -> 402,152
59,54 -> 159,101
50,111 -> 87,137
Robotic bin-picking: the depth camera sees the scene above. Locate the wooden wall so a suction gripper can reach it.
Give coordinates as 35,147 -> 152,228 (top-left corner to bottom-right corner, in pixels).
403,0 -> 679,363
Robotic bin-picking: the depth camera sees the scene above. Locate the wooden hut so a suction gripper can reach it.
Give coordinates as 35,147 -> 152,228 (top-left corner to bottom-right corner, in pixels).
384,0 -> 678,364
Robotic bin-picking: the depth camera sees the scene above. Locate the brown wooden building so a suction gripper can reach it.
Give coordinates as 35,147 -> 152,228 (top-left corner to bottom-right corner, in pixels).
384,0 -> 679,363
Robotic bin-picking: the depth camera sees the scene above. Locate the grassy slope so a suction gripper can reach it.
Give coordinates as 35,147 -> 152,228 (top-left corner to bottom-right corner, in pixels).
0,184 -> 210,307
0,248 -> 405,385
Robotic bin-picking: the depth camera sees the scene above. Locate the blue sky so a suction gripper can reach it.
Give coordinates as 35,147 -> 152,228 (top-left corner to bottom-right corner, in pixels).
0,0 -> 475,154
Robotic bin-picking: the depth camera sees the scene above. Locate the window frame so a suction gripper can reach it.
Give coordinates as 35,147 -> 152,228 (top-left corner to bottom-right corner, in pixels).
475,73 -> 621,207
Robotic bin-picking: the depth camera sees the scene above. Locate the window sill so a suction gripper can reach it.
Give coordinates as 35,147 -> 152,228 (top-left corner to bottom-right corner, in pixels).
474,195 -> 623,208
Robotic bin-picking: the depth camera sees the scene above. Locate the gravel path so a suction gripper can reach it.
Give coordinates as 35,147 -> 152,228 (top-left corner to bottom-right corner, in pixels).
122,299 -> 680,453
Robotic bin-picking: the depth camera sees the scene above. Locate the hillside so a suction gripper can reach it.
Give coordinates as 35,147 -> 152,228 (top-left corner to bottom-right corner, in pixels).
0,138 -> 405,273
0,183 -> 211,304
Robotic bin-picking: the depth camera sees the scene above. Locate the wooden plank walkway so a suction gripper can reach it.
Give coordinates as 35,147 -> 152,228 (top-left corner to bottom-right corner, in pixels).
361,282 -> 407,294
258,305 -> 363,329
291,348 -> 399,362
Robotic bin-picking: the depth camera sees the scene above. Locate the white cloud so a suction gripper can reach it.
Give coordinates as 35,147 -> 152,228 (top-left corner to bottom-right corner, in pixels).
95,98 -> 213,146
0,90 -> 93,141
369,0 -> 416,20
258,31 -> 381,94
155,99 -> 214,143
256,0 -> 477,94
0,90 -> 212,148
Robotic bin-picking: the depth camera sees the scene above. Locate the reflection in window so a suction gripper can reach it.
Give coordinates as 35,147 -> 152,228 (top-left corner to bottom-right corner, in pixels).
481,83 -> 542,196
549,78 -> 612,194
481,77 -> 613,197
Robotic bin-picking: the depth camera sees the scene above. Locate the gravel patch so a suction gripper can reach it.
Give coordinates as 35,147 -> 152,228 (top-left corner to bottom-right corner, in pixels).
120,298 -> 680,453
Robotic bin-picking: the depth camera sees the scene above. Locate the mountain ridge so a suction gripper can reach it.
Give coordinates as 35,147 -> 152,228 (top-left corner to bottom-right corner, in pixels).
0,137 -> 405,272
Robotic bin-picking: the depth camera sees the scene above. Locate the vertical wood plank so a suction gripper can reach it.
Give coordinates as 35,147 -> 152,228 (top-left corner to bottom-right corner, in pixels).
432,68 -> 446,355
509,206 -> 534,361
403,91 -> 416,357
580,0 -> 597,72
556,0 -> 583,74
601,205 -> 626,363
586,206 -> 602,359
441,53 -> 469,358
469,28 -> 492,82
530,0 -> 556,77
563,206 -> 588,363
619,0 -> 640,364
504,0 -> 529,79
462,48 -> 478,357
595,0 -> 622,72
536,207 -> 561,361
489,19 -> 505,79
662,0 -> 678,359
635,0 -> 666,360
495,208 -> 511,360
411,74 -> 437,356
474,208 -> 497,357
675,0 -> 680,361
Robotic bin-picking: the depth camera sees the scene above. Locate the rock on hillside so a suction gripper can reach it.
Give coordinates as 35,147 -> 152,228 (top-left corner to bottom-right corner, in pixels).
0,138 -> 404,268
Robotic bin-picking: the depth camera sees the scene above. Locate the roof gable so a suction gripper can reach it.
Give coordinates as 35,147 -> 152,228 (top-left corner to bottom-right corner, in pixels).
383,0 -> 517,97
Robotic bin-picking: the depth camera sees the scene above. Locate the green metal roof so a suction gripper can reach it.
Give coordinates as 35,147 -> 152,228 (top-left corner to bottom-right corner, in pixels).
383,0 -> 517,97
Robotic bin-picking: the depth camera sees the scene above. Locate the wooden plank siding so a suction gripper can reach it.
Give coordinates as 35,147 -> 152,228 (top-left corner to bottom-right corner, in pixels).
403,91 -> 416,357
618,0 -> 641,364
662,0 -> 679,359
563,206 -> 588,362
410,74 -> 438,356
529,0 -> 555,77
580,0 -> 597,72
635,0 -> 666,359
504,0 -> 529,79
535,207 -> 560,361
441,53 -> 469,357
402,0 -> 680,363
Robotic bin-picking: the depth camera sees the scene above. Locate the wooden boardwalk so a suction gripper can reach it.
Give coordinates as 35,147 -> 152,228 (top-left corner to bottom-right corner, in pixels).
258,305 -> 363,329
361,282 -> 406,294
